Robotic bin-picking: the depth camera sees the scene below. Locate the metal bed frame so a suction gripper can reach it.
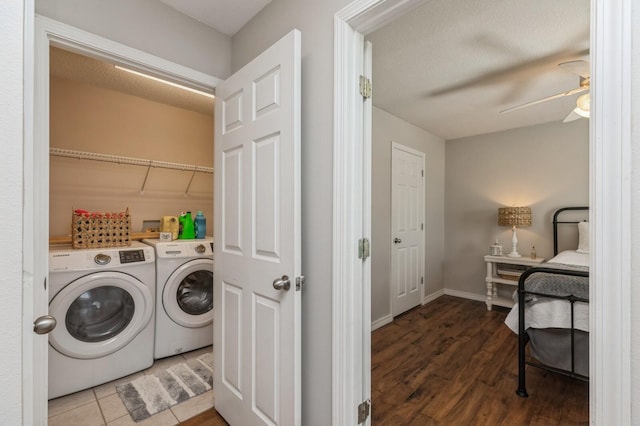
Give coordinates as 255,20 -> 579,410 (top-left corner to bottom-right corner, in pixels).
515,206 -> 589,398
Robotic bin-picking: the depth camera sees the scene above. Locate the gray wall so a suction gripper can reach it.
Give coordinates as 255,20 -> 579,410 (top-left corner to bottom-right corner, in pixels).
35,0 -> 232,79
443,119 -> 589,298
231,0 -> 351,423
371,107 -> 445,324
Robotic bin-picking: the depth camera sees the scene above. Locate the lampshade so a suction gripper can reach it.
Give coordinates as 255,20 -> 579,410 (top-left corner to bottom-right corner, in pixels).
498,207 -> 532,227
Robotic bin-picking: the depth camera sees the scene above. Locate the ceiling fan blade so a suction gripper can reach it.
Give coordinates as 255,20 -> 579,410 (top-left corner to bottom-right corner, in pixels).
562,109 -> 583,122
559,60 -> 590,78
500,86 -> 589,114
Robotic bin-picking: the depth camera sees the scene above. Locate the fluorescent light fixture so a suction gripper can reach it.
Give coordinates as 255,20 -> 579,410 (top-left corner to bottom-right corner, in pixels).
114,65 -> 215,99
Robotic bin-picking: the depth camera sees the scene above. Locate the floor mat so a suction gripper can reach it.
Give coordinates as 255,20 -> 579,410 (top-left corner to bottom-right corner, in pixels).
116,352 -> 213,422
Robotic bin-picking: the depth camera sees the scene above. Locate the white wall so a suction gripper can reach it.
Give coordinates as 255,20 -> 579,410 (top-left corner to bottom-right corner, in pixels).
35,0 -> 232,79
0,1 -> 24,423
371,107 -> 445,324
631,0 -> 640,418
444,120 -> 589,298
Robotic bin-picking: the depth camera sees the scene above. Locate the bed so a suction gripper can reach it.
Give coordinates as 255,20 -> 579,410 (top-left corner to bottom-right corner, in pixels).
503,206 -> 589,397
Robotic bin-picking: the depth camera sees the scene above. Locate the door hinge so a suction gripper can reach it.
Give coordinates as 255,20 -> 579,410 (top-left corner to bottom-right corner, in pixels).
422,169 -> 424,177
359,75 -> 372,99
421,277 -> 424,284
295,275 -> 305,291
358,399 -> 371,424
358,238 -> 370,260
421,223 -> 424,230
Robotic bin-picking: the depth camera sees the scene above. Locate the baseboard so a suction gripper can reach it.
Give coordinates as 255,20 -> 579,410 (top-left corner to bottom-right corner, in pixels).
443,288 -> 486,303
422,289 -> 444,305
371,314 -> 393,331
373,289 -> 484,331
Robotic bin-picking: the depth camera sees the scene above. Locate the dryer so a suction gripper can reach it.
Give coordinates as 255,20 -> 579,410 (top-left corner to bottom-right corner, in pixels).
142,238 -> 214,359
48,242 -> 155,399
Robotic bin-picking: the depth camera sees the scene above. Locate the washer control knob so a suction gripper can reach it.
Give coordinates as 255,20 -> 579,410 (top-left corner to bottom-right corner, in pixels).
94,253 -> 111,265
195,244 -> 206,254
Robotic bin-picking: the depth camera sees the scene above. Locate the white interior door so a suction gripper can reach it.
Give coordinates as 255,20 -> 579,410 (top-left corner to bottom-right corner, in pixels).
390,142 -> 424,316
214,29 -> 301,426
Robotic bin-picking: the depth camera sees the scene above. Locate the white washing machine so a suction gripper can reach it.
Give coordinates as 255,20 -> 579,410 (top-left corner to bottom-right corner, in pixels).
142,238 -> 214,359
48,242 -> 156,399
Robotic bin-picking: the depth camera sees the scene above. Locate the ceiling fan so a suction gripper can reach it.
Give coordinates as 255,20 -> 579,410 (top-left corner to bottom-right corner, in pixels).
500,60 -> 590,122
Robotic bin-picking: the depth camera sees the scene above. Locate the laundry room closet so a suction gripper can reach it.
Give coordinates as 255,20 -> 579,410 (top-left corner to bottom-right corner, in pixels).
46,45 -> 218,422
48,46 -> 214,238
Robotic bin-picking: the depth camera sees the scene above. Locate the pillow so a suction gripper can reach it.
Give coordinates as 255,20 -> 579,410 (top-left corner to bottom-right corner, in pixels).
576,221 -> 589,253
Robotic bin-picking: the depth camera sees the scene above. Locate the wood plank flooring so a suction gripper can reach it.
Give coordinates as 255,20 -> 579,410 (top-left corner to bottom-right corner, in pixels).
181,295 -> 588,425
179,407 -> 228,426
372,296 -> 588,425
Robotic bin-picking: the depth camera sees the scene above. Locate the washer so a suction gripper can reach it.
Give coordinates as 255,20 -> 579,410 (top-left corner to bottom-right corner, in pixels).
48,242 -> 156,399
142,238 -> 214,359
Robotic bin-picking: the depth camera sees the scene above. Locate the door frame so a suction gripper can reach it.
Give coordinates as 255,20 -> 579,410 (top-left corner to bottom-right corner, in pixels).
390,142 -> 426,316
24,15 -> 220,424
333,0 -> 632,424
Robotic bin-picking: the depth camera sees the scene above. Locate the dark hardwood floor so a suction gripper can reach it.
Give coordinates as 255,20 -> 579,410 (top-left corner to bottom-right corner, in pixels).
179,407 -> 229,426
182,295 -> 588,425
372,296 -> 589,425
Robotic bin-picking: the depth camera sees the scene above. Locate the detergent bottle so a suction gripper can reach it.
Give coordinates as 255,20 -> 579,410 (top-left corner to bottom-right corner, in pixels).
194,211 -> 206,239
179,211 -> 195,239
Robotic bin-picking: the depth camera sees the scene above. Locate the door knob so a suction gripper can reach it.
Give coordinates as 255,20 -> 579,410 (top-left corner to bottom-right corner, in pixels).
394,238 -> 402,244
33,315 -> 57,335
273,275 -> 291,291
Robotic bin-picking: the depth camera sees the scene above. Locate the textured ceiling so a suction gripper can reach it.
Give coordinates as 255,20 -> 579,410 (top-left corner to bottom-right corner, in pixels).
367,0 -> 590,140
50,47 -> 214,116
52,0 -> 590,141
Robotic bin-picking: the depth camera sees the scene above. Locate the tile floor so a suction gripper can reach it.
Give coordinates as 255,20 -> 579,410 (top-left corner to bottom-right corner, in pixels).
47,346 -> 214,426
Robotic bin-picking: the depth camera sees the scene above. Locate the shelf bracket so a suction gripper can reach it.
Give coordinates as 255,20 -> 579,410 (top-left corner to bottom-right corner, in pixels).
184,170 -> 197,196
140,161 -> 153,194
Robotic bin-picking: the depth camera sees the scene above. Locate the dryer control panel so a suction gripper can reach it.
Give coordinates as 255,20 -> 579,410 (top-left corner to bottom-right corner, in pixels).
49,241 -> 155,272
119,249 -> 146,264
143,238 -> 214,259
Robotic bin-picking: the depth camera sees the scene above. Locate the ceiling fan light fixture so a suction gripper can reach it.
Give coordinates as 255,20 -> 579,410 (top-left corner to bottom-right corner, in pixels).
574,93 -> 590,118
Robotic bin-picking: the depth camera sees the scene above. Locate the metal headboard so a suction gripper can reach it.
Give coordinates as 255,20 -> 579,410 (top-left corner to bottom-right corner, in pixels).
552,206 -> 589,256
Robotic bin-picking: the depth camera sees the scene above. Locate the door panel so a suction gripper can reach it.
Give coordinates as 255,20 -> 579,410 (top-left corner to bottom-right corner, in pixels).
223,146 -> 243,254
222,281 -> 242,398
253,134 -> 280,260
391,143 -> 425,316
214,29 -> 301,426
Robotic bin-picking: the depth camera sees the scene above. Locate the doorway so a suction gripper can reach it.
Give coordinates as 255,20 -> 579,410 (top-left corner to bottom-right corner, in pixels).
390,142 -> 425,317
333,0 -> 632,424
31,16 -> 220,424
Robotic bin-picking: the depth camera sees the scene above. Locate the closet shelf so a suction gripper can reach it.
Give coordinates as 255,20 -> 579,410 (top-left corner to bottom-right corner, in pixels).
50,147 -> 213,194
50,147 -> 214,173
50,232 -> 160,245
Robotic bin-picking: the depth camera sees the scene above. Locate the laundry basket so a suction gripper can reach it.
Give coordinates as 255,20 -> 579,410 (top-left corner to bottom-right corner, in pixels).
71,208 -> 131,249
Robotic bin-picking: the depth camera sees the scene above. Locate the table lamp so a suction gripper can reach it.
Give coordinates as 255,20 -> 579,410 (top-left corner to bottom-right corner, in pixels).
498,206 -> 531,258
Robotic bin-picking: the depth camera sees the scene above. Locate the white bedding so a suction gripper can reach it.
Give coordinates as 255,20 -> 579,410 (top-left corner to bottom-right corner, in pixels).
504,250 -> 590,334
546,250 -> 589,268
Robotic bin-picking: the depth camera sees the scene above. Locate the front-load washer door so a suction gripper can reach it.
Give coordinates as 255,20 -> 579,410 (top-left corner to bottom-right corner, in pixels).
49,271 -> 153,359
163,258 -> 213,328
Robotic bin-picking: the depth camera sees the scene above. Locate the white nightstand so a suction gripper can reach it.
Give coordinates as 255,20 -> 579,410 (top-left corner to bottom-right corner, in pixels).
484,255 -> 546,310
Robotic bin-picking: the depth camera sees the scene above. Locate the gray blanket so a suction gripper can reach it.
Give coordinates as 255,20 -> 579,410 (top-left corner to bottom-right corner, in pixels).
512,263 -> 589,303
